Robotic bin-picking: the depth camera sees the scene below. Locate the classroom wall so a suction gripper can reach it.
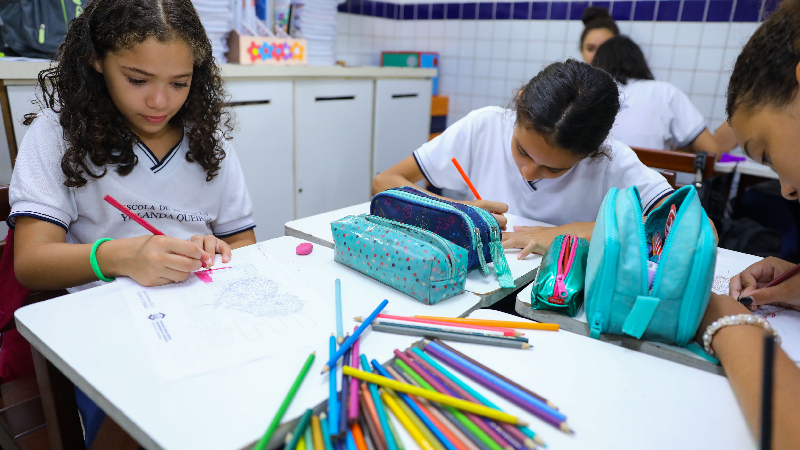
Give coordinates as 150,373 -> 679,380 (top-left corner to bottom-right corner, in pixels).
335,0 -> 766,129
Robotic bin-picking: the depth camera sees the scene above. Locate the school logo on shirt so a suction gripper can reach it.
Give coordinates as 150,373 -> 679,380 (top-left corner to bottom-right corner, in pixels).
117,204 -> 211,224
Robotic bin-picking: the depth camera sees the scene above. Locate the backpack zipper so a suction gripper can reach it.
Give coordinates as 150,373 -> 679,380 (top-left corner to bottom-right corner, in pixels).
383,190 -> 489,275
469,206 -> 515,288
364,215 -> 457,279
627,188 -> 650,295
589,188 -> 620,339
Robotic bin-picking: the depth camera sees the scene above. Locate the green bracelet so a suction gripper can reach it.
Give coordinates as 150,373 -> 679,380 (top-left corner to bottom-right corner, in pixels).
90,238 -> 115,282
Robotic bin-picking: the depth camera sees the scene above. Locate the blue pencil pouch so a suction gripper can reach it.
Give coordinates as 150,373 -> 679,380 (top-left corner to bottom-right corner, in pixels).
370,186 -> 515,289
331,214 -> 468,305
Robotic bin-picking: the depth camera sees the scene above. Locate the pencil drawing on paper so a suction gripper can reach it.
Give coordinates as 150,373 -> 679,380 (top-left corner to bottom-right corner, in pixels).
212,276 -> 306,316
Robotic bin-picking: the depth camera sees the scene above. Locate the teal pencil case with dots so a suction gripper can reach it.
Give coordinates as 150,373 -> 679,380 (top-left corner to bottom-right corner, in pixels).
331,214 -> 468,305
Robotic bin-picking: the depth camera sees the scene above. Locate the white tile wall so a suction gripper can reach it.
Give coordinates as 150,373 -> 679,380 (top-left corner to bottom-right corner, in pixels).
335,14 -> 760,129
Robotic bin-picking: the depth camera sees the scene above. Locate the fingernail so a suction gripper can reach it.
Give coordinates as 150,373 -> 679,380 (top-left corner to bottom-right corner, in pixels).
739,296 -> 753,306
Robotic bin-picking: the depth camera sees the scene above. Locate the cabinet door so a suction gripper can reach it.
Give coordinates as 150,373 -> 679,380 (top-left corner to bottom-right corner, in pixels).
6,85 -> 39,151
372,79 -> 432,179
294,80 -> 373,218
226,80 -> 294,242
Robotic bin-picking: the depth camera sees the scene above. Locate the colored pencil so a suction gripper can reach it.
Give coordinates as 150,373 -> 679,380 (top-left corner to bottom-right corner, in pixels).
373,322 -> 528,342
286,409 -> 314,450
357,314 -> 522,337
417,396 -> 481,450
407,349 -> 533,450
298,436 -> 307,450
340,345 -> 352,438
306,421 -> 316,450
392,354 -> 511,450
351,424 -> 368,450
343,366 -> 526,425
363,359 -> 397,450
253,351 -> 316,450
411,348 -> 544,448
349,328 -> 361,423
414,316 -> 559,331
431,339 -> 556,409
381,388 -> 437,450
359,384 -> 388,450
761,334 -> 775,450
406,394 -> 472,450
321,413 -> 335,450
336,279 -> 344,344
384,409 -> 406,450
388,364 -> 502,450
451,157 -> 482,200
346,430 -> 358,450
371,323 -> 530,349
312,415 -> 325,450
761,262 -> 800,289
104,194 -> 165,235
425,341 -> 570,432
322,300 -> 390,373
328,335 -> 340,436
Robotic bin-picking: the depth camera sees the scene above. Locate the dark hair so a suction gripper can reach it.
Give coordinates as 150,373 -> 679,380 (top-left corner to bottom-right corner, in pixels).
580,7 -> 619,49
514,59 -> 621,159
591,35 -> 655,85
727,0 -> 800,118
25,0 -> 233,188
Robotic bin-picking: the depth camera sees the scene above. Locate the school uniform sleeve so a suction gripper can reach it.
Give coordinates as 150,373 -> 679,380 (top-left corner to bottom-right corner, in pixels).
668,84 -> 707,148
7,111 -> 76,231
413,108 -> 488,190
606,140 -> 674,216
209,139 -> 255,238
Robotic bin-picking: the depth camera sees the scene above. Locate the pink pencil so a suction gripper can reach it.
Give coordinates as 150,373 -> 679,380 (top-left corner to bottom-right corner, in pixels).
348,326 -> 360,423
104,194 -> 206,268
367,314 -> 522,337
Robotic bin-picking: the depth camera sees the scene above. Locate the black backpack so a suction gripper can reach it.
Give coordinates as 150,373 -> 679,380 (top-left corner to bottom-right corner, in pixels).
718,217 -> 783,258
0,0 -> 83,59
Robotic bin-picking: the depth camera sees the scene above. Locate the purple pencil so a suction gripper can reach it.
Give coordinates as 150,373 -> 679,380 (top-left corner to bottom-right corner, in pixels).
425,344 -> 570,432
348,326 -> 360,423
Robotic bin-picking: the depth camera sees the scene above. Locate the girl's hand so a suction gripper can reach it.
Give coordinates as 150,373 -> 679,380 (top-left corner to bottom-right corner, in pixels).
730,257 -> 797,305
100,235 -> 211,286
459,200 -> 509,230
190,234 -> 232,267
501,225 -> 558,258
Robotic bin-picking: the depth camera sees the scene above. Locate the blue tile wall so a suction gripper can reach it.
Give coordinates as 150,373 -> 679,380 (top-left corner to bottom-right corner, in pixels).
337,0 -> 764,22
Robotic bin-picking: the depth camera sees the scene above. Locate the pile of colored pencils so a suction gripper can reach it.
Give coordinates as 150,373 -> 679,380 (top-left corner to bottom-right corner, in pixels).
355,314 -> 559,349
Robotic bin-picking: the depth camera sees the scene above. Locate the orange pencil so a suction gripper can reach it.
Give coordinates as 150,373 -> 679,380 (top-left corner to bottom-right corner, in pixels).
451,158 -> 482,200
414,316 -> 559,331
351,423 -> 368,450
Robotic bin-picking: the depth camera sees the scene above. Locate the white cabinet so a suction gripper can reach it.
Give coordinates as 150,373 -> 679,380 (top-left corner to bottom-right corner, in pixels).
294,80 -> 373,218
372,79 -> 432,179
6,85 -> 38,150
225,80 -> 294,241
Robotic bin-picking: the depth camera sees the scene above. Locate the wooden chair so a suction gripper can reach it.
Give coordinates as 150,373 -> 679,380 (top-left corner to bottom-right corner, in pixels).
630,146 -> 716,188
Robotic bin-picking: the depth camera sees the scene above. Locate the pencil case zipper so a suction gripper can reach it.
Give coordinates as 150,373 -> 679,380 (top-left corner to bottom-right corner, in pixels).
363,215 -> 457,279
551,235 -> 577,303
468,204 -> 515,288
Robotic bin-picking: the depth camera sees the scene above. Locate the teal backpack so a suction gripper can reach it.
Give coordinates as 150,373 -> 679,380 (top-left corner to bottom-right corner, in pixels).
585,185 -> 717,347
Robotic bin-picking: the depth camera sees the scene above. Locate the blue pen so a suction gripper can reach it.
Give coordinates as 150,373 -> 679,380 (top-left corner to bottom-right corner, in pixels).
371,359 -> 458,450
361,354 -> 397,450
328,335 -> 340,435
321,299 -> 389,373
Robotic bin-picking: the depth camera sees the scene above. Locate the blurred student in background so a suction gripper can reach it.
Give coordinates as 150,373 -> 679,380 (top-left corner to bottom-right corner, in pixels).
580,7 -> 619,64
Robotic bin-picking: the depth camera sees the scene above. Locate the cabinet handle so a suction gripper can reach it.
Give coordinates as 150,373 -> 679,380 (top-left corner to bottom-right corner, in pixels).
224,100 -> 271,107
391,93 -> 418,99
315,96 -> 355,102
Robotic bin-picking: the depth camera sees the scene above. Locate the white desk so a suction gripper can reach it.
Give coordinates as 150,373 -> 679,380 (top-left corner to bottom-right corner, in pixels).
15,246 -> 754,450
285,203 -> 549,306
715,158 -> 779,179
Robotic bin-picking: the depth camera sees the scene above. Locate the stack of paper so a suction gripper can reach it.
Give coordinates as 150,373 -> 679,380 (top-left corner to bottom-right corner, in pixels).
298,0 -> 338,65
192,0 -> 235,63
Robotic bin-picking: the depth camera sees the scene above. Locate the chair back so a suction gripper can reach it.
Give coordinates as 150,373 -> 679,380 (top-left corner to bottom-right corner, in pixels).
1,185 -> 9,256
630,147 -> 715,188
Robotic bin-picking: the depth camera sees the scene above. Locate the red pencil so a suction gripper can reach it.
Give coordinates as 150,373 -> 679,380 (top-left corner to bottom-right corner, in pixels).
104,195 -> 164,235
762,263 -> 800,289
451,157 -> 482,200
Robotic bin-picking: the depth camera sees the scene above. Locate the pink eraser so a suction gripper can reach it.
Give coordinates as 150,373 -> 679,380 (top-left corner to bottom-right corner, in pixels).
296,243 -> 313,255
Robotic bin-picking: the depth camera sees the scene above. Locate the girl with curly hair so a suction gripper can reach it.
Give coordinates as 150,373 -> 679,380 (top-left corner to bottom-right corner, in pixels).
8,0 -> 256,293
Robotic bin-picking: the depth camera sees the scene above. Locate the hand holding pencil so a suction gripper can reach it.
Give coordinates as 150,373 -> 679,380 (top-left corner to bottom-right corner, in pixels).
729,256 -> 800,310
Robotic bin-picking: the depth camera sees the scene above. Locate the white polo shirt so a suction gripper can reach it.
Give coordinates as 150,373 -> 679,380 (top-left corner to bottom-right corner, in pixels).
413,106 -> 673,225
8,109 -> 255,245
611,79 -> 707,150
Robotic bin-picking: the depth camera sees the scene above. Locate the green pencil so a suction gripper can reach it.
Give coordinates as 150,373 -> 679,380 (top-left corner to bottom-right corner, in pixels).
304,419 -> 315,450
320,412 -> 334,450
286,409 -> 314,450
254,352 -> 316,450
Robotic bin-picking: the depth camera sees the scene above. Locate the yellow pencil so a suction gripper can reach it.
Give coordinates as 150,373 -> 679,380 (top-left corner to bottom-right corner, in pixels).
311,415 -> 325,450
380,389 -> 436,450
386,389 -> 446,450
342,367 -> 527,426
298,436 -> 306,450
414,316 -> 559,331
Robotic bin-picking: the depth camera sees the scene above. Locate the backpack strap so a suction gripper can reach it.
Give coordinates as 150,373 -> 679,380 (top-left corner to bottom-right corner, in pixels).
622,295 -> 660,339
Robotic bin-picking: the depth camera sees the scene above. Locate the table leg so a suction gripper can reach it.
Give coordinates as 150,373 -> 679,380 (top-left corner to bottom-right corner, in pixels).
31,347 -> 85,450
